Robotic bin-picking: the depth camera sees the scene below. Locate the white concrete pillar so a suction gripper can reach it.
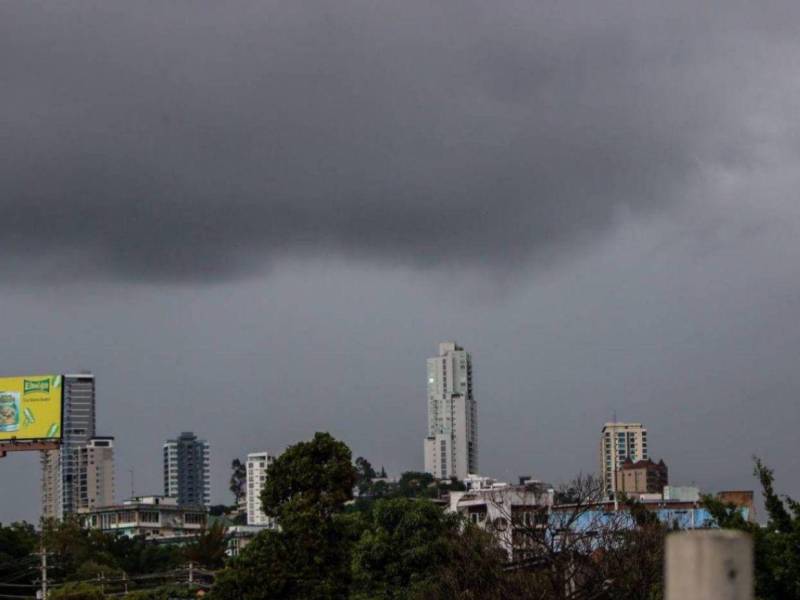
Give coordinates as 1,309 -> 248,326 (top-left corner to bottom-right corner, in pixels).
665,530 -> 753,600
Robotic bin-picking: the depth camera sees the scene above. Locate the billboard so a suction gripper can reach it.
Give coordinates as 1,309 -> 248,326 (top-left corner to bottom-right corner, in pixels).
0,375 -> 62,442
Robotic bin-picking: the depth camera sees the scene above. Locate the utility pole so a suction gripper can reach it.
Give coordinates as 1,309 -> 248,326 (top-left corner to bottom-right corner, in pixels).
188,561 -> 194,585
38,545 -> 48,600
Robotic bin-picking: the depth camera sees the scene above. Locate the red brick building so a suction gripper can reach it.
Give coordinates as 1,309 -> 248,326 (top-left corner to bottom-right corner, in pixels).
615,458 -> 668,495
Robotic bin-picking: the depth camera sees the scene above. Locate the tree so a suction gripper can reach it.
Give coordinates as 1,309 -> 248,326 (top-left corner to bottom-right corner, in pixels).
0,522 -> 38,597
354,456 -> 377,496
212,432 -> 358,600
49,582 -> 105,600
395,471 -> 436,498
209,504 -> 230,517
412,524 -> 516,600
0,521 -> 37,562
230,458 -> 247,505
184,522 -> 228,570
261,431 -> 357,525
41,517 -> 117,581
103,534 -> 183,575
592,498 -> 667,600
351,497 -> 461,598
211,530 -> 294,600
482,474 -> 669,600
705,457 -> 800,600
124,584 -> 199,599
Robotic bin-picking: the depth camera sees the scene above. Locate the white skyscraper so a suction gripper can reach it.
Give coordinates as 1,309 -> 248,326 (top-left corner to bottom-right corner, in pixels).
424,342 -> 477,480
600,422 -> 648,497
246,452 -> 276,527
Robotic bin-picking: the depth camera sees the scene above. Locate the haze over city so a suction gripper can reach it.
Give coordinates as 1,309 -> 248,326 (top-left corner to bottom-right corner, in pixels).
2,0 -> 800,524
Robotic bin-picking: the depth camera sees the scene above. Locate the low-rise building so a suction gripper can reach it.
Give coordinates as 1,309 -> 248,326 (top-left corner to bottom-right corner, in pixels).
448,481 -> 555,560
81,495 -> 206,542
462,474 -> 507,491
552,489 -> 756,536
615,458 -> 668,495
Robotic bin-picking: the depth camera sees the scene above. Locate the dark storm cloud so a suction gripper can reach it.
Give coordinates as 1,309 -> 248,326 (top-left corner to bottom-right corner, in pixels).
1,1 -> 797,281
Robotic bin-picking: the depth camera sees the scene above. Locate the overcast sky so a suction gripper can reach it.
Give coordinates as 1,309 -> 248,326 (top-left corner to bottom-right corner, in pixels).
2,0 -> 800,523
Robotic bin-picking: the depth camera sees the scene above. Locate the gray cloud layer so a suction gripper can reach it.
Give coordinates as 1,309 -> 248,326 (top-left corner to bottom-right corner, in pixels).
3,0 -> 797,281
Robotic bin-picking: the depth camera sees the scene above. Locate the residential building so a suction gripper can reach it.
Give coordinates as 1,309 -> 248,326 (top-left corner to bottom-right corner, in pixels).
163,432 -> 210,507
424,342 -> 477,480
246,452 -> 275,527
463,474 -> 506,491
81,495 -> 206,541
76,437 -> 115,510
448,481 -> 555,560
615,458 -> 668,495
599,422 -> 648,497
42,374 -> 115,519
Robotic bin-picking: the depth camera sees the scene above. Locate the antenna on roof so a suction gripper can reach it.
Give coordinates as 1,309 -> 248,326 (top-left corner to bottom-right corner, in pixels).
612,409 -> 617,424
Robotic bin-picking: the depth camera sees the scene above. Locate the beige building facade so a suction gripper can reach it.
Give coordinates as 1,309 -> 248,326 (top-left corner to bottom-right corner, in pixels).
77,437 -> 115,510
600,422 -> 648,497
615,458 -> 668,495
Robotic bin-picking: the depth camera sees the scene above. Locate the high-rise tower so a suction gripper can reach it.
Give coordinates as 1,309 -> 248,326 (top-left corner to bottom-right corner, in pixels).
600,422 -> 648,497
41,373 -> 114,519
424,342 -> 477,480
77,437 -> 115,511
163,432 -> 210,507
246,452 -> 276,527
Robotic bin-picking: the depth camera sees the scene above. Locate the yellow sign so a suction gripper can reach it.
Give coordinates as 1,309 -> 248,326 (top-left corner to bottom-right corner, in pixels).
0,375 -> 62,442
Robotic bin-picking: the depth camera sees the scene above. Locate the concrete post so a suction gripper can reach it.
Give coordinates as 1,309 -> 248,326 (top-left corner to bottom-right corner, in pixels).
665,530 -> 753,600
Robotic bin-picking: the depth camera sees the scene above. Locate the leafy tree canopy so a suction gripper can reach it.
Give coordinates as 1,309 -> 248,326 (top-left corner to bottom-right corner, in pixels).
230,458 -> 247,504
351,497 -> 461,599
184,522 -> 228,570
261,432 -> 357,524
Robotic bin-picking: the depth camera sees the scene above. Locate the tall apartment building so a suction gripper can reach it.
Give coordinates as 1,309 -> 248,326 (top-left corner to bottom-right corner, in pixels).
600,422 -> 648,497
246,452 -> 275,527
42,374 -> 114,519
424,342 -> 478,480
163,432 -> 210,507
76,437 -> 115,511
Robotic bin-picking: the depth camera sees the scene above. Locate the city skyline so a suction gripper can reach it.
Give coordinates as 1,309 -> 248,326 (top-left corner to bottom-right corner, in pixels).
3,0 -> 800,523
0,347 -> 779,524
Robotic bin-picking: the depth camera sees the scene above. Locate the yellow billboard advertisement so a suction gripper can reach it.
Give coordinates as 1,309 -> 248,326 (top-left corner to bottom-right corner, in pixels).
0,375 -> 62,442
